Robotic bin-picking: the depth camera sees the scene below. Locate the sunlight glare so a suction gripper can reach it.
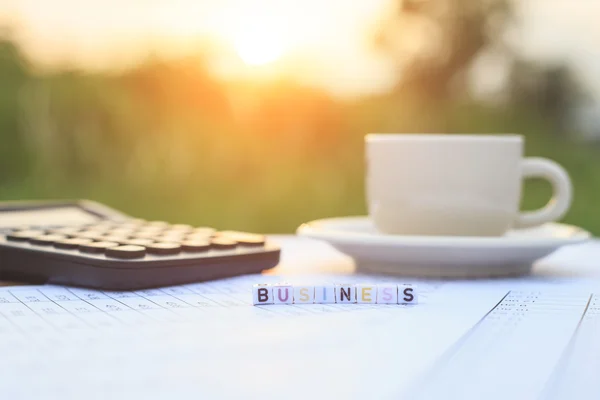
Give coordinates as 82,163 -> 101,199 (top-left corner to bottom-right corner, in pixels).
234,26 -> 285,66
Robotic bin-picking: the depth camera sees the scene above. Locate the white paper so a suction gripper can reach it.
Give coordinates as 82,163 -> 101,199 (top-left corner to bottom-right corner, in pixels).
0,237 -> 599,399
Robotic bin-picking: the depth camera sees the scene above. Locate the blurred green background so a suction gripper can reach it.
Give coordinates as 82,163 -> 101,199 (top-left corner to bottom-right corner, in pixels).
1,0 -> 599,234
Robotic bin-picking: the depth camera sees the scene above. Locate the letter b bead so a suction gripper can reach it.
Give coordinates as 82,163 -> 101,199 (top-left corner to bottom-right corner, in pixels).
252,284 -> 273,305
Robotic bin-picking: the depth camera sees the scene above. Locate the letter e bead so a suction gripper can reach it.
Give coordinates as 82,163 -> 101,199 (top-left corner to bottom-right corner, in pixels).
356,284 -> 377,304
273,283 -> 293,304
252,284 -> 273,305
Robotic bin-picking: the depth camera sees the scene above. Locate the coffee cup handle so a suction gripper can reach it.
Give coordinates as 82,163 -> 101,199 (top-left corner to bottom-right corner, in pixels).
514,157 -> 572,229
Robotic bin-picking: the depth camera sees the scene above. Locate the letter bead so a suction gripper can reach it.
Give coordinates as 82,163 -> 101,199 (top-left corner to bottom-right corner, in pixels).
273,283 -> 293,304
314,285 -> 336,304
399,284 -> 418,304
356,284 -> 377,304
293,286 -> 315,304
252,284 -> 273,305
376,285 -> 398,304
335,284 -> 356,304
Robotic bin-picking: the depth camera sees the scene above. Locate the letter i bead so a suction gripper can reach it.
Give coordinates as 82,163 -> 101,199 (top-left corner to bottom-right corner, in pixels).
252,284 -> 273,305
399,284 -> 418,304
273,283 -> 293,304
314,285 -> 336,304
376,284 -> 398,304
293,286 -> 315,304
355,284 -> 377,304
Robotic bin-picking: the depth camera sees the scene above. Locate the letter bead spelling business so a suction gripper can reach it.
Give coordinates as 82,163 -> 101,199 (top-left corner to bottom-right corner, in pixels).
252,284 -> 273,305
376,284 -> 398,304
252,283 -> 418,305
273,283 -> 294,305
293,286 -> 315,304
314,285 -> 336,304
356,284 -> 377,304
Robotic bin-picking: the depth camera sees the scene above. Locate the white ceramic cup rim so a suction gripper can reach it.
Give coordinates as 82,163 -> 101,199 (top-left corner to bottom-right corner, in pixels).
366,133 -> 522,143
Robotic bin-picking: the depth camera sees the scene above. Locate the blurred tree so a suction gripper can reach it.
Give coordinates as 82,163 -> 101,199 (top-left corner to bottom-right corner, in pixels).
507,61 -> 588,136
377,0 -> 589,137
0,36 -> 32,184
377,0 -> 512,119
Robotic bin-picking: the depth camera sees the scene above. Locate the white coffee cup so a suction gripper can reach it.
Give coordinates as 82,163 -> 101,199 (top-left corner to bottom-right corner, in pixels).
366,134 -> 572,236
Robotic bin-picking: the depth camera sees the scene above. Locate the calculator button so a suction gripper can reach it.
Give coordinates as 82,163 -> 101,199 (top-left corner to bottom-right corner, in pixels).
126,238 -> 155,246
79,241 -> 120,254
157,233 -> 186,242
146,221 -> 169,228
146,242 -> 181,255
210,238 -> 238,249
107,228 -> 136,236
121,220 -> 146,227
191,227 -> 216,236
181,240 -> 211,252
106,245 -> 146,259
136,226 -> 165,234
169,224 -> 194,232
10,225 -> 32,231
6,230 -> 45,241
218,231 -> 266,246
78,232 -> 107,241
85,223 -> 116,231
30,234 -> 68,245
54,238 -> 93,249
47,227 -> 82,236
186,233 -> 214,241
133,231 -> 161,239
102,236 -> 131,244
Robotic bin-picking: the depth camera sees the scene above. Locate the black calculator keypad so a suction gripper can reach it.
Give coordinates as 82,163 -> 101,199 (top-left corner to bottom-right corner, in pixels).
0,201 -> 279,290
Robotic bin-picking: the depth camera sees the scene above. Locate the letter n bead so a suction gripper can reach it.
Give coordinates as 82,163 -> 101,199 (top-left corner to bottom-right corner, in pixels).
252,284 -> 273,305
273,283 -> 293,305
399,285 -> 418,304
293,286 -> 315,304
356,284 -> 377,304
376,284 -> 398,304
336,284 -> 356,304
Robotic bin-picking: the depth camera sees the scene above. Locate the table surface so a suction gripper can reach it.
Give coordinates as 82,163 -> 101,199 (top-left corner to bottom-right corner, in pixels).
1,235 -> 599,400
2,235 -> 600,286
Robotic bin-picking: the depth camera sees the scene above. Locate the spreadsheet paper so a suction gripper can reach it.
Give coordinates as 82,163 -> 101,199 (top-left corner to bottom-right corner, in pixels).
0,274 -> 598,399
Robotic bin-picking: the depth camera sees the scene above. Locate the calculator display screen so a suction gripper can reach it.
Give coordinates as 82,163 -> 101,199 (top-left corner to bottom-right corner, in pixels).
0,207 -> 100,228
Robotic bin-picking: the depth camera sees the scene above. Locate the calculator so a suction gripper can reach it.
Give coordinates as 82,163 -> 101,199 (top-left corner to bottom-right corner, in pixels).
0,200 -> 280,290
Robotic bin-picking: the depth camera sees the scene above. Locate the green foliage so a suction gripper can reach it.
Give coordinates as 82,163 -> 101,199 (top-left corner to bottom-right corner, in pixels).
0,38 -> 599,234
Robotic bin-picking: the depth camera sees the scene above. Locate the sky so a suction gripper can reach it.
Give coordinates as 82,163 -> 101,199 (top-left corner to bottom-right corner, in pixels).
2,0 -> 600,101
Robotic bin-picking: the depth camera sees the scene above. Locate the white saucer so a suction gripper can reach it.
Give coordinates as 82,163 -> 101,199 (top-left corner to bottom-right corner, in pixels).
296,216 -> 592,278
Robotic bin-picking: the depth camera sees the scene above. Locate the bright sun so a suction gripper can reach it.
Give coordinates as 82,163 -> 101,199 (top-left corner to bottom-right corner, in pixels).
234,27 -> 286,66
